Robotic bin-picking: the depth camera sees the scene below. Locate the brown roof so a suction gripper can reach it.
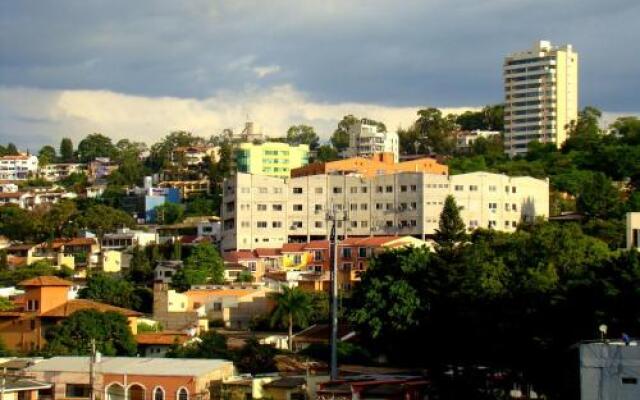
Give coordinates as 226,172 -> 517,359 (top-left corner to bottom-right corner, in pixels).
39,299 -> 142,317
254,248 -> 281,257
18,276 -> 72,287
281,243 -> 306,253
0,192 -> 22,199
65,238 -> 97,246
7,243 -> 37,251
223,250 -> 258,262
135,332 -> 190,346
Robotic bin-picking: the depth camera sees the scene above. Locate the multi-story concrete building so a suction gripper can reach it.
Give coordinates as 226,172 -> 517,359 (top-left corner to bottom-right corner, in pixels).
504,40 -> 578,156
221,171 -> 549,250
38,163 -> 86,182
344,119 -> 399,162
236,142 -> 309,178
0,154 -> 38,180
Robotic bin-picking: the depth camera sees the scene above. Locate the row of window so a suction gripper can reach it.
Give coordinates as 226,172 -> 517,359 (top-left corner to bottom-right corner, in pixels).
239,183 -> 520,196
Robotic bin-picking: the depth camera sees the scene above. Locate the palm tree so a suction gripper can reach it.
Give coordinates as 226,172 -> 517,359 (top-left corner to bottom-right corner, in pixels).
270,286 -> 313,351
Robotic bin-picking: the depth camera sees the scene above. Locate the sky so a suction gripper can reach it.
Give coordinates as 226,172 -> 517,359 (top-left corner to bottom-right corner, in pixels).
1,0 -> 639,150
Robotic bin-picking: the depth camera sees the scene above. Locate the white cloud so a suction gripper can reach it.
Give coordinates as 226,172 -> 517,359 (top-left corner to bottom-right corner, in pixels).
0,85 -> 479,148
253,65 -> 281,78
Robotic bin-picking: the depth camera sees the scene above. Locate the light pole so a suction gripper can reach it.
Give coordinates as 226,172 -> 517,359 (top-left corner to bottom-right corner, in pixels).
326,203 -> 348,381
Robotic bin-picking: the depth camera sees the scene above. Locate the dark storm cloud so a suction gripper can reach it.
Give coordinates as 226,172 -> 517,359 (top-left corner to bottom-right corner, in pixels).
1,0 -> 639,109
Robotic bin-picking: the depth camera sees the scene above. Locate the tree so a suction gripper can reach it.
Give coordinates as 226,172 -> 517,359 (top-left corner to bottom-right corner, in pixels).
73,204 -> 135,238
185,197 -> 216,216
415,108 -> 458,155
270,286 -> 313,350
330,115 -> 358,152
611,116 -> 640,146
38,145 -> 57,166
286,125 -> 320,150
434,195 -> 467,261
171,243 -> 224,291
59,138 -> 75,162
44,310 -> 136,356
147,131 -> 201,170
78,273 -> 139,310
167,330 -> 230,359
576,172 -> 622,219
127,245 -> 153,285
563,106 -> 602,152
236,271 -> 254,283
5,143 -> 18,155
77,133 -> 116,162
155,202 -> 184,224
234,336 -> 277,374
315,145 -> 339,162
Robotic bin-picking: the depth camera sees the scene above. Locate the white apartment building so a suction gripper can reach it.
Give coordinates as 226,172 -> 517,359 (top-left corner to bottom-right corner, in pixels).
345,120 -> 399,162
504,40 -> 578,156
221,172 -> 549,250
0,154 -> 38,180
38,163 -> 86,182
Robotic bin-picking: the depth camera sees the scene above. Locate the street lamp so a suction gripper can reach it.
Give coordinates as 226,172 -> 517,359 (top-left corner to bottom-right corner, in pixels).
325,203 -> 349,381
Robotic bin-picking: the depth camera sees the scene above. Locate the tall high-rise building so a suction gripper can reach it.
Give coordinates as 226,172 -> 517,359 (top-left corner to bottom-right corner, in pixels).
504,40 -> 578,156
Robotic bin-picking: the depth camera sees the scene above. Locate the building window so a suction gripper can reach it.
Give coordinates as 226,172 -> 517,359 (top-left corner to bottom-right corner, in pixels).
272,221 -> 282,228
385,185 -> 393,193
469,185 -> 478,191
213,302 -> 222,311
454,185 -> 464,191
349,203 -> 357,211
375,203 -> 383,210
400,185 -> 407,192
314,251 -> 323,261
241,221 -> 250,228
489,185 -> 497,192
385,203 -> 393,210
257,221 -> 267,228
257,204 -> 267,211
177,388 -> 189,400
315,187 -> 323,194
385,220 -> 393,227
488,203 -> 497,210
350,221 -> 358,228
361,221 -> 368,228
315,204 -> 323,212
293,254 -> 302,264
410,185 -> 417,192
512,204 -> 518,211
512,186 -> 517,193
292,221 -> 303,228
154,388 -> 165,400
272,204 -> 283,211
293,187 -> 303,194
333,187 -> 343,194
258,187 -> 268,194
342,248 -> 352,258
376,186 -> 383,193
350,187 -> 358,193
314,221 -> 323,228
488,220 -> 497,228
360,203 -> 368,210
27,299 -> 39,311
361,187 -> 368,193
248,262 -> 257,272
358,247 -> 367,258
66,384 -> 91,398
273,187 -> 283,194
293,204 -> 303,211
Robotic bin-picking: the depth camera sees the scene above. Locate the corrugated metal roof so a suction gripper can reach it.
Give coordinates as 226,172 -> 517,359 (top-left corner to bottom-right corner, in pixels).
26,356 -> 233,376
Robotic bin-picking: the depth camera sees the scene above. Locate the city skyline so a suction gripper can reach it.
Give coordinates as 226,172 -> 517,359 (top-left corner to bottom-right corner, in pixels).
1,0 -> 639,149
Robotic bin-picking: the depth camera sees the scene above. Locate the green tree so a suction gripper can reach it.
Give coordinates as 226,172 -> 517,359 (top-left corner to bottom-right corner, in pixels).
78,273 -> 139,310
77,133 -> 116,162
236,271 -> 254,283
315,145 -> 339,162
270,286 -> 313,350
44,310 -> 136,356
155,202 -> 185,224
576,172 -> 622,219
171,243 -> 224,291
128,245 -> 153,285
330,115 -> 359,152
286,125 -> 320,150
234,336 -> 277,374
611,116 -> 640,146
434,195 -> 467,261
185,197 -> 216,216
38,145 -> 57,166
415,108 -> 458,155
167,330 -> 230,359
73,204 -> 135,238
59,138 -> 75,162
5,143 -> 18,155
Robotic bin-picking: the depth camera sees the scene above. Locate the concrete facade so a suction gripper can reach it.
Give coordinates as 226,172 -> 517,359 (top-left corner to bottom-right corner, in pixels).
221,171 -> 549,250
627,212 -> 640,250
344,120 -> 399,162
504,40 -> 578,156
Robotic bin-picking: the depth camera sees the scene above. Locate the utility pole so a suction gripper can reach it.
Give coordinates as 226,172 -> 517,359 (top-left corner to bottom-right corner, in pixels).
89,338 -> 96,400
326,203 -> 348,381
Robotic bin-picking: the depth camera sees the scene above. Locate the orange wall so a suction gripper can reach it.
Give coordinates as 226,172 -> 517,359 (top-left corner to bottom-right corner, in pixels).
23,286 -> 69,315
103,375 -> 196,400
292,154 -> 448,178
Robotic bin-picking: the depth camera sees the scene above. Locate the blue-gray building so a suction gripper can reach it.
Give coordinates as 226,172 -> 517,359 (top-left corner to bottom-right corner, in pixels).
579,341 -> 640,400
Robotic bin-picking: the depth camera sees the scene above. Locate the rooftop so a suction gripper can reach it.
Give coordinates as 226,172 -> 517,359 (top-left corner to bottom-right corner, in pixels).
26,356 -> 233,376
40,299 -> 142,318
18,276 -> 73,287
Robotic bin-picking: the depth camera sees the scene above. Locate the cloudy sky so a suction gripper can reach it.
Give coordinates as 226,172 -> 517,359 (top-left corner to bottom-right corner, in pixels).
1,0 -> 639,149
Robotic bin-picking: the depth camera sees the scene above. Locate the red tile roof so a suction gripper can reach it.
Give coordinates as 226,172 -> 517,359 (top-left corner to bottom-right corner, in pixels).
18,276 -> 73,287
135,332 -> 190,345
223,250 -> 258,263
281,243 -> 307,252
254,248 -> 281,257
65,238 -> 97,246
39,299 -> 142,317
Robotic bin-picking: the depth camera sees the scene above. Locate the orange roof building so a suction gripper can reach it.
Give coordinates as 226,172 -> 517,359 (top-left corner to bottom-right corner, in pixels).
291,152 -> 448,178
0,276 -> 141,354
